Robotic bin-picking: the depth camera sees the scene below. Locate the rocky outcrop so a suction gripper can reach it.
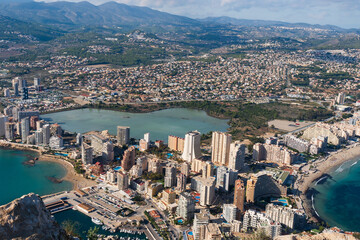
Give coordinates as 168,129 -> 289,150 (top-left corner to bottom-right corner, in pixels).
0,193 -> 69,240
275,232 -> 357,240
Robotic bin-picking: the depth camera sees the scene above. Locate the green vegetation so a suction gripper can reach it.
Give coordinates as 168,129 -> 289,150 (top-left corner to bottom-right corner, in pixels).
61,220 -> 80,237
86,227 -> 99,240
88,101 -> 333,142
144,211 -> 170,240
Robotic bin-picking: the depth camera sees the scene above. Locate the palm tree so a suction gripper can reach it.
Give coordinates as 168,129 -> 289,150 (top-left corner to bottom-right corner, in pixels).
86,226 -> 99,240
61,220 -> 80,237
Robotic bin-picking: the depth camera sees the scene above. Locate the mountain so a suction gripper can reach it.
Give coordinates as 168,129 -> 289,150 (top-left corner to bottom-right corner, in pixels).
200,16 -> 345,31
0,15 -> 63,41
0,193 -> 68,239
0,1 -> 199,30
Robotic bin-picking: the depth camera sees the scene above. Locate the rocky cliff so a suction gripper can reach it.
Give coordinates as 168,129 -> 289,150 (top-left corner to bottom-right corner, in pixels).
0,193 -> 69,240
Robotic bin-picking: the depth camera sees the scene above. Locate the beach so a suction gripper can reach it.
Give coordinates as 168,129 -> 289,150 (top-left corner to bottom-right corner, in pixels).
38,154 -> 95,190
0,141 -> 95,191
297,143 -> 360,222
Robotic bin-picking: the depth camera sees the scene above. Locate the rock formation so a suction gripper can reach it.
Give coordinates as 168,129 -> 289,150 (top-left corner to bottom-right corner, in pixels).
0,193 -> 69,240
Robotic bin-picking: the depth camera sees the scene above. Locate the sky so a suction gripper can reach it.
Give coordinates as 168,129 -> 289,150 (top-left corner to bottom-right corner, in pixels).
38,0 -> 359,28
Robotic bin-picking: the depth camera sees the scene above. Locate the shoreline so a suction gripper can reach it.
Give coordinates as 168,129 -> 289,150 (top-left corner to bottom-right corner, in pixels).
0,141 -> 95,191
298,143 -> 360,223
38,154 -> 96,190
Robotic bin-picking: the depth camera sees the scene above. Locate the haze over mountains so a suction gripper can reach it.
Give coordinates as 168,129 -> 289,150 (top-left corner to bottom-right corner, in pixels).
0,0 -> 353,31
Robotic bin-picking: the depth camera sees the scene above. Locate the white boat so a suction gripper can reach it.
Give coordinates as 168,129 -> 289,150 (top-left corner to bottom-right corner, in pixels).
91,217 -> 103,225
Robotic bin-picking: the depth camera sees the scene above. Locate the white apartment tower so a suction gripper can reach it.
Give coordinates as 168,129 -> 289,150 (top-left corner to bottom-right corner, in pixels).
211,131 -> 232,166
182,131 -> 202,163
228,141 -> 246,171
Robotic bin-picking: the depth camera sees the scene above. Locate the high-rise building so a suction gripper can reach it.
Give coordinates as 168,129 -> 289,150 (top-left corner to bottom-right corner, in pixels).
168,135 -> 185,152
242,209 -> 281,239
29,116 -> 39,129
182,131 -> 202,163
3,88 -> 10,97
76,133 -> 83,145
50,124 -> 63,136
117,126 -> 130,145
216,166 -> 237,192
21,117 -> 30,143
228,141 -> 246,171
117,172 -> 129,190
144,133 -> 150,143
35,129 -> 43,145
336,92 -> 346,105
164,165 -> 177,188
36,120 -> 45,130
139,139 -> 149,152
42,124 -> 50,146
176,192 -> 195,220
211,131 -> 232,166
34,77 -> 40,87
265,203 -> 306,230
246,174 -> 287,203
121,146 -> 136,171
49,136 -> 64,150
180,162 -> 190,177
136,156 -> 148,171
0,115 -> 8,137
5,122 -> 15,140
106,169 -> 117,184
21,87 -> 28,100
177,173 -> 187,192
148,158 -> 160,173
81,143 -> 93,165
17,111 -> 39,122
202,161 -> 214,178
18,78 -> 26,89
193,210 -> 210,240
234,179 -> 245,218
223,204 -> 237,223
253,143 -> 297,166
199,177 -> 215,206
13,81 -> 19,96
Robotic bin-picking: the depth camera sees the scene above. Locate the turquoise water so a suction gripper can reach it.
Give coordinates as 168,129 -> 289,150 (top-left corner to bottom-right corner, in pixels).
0,148 -> 72,205
54,210 -> 147,239
313,157 -> 360,231
42,108 -> 229,141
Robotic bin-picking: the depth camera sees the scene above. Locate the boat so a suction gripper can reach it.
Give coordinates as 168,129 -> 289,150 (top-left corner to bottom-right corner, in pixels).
91,217 -> 103,225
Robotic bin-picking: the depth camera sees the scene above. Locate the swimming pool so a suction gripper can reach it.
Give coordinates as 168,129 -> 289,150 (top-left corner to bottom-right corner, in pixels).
114,166 -> 122,171
178,219 -> 183,223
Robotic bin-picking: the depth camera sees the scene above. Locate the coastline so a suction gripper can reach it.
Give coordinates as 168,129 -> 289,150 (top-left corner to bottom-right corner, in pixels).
298,143 -> 360,223
0,141 -> 95,191
38,154 -> 96,190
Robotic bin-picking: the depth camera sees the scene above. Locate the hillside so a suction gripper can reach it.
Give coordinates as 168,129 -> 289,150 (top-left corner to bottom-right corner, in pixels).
0,1 -> 198,31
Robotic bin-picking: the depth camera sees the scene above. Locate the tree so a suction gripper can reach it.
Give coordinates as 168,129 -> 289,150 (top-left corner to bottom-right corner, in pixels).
61,220 -> 80,237
86,226 -> 99,240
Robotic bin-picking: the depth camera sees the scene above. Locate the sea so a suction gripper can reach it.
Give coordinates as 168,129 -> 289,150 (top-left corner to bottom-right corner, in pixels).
0,148 -> 72,205
41,108 -> 229,141
312,156 -> 360,231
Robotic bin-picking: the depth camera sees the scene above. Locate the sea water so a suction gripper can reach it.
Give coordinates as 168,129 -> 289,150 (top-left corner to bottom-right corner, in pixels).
0,148 -> 72,205
313,157 -> 360,231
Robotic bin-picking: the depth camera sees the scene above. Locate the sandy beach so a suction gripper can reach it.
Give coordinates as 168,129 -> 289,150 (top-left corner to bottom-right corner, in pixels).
0,140 -> 95,190
38,154 -> 95,190
297,143 -> 360,222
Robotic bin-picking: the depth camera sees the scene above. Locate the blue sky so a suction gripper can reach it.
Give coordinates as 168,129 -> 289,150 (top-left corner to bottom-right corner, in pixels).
39,0 -> 359,28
